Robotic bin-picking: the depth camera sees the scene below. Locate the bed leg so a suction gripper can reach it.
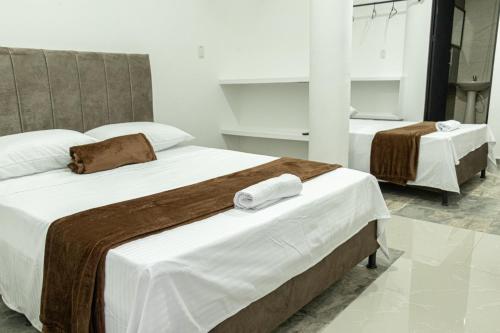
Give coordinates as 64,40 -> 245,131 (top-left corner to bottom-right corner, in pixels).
367,252 -> 377,270
442,191 -> 449,206
481,169 -> 486,179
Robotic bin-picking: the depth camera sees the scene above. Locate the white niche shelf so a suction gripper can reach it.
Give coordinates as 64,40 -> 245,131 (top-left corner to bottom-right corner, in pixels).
219,74 -> 402,154
220,126 -> 310,142
219,75 -> 402,85
219,76 -> 309,85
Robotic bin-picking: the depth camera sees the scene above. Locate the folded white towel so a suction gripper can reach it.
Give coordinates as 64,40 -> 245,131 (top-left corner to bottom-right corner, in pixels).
234,173 -> 303,210
436,120 -> 461,132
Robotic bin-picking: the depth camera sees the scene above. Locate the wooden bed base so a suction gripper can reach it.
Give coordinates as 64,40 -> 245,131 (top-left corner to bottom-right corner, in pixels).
442,143 -> 488,206
212,221 -> 379,333
390,143 -> 488,206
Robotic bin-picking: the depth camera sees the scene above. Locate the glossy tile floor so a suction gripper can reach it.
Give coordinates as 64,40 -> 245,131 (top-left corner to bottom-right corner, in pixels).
280,169 -> 500,332
317,169 -> 500,332
276,248 -> 403,332
383,167 -> 500,235
321,215 -> 500,333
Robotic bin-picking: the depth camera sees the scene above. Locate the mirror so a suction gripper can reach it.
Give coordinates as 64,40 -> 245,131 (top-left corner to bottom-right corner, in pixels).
452,7 -> 465,48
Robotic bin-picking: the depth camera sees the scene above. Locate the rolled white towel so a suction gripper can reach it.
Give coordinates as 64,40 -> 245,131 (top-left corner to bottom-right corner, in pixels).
436,120 -> 461,132
234,173 -> 303,210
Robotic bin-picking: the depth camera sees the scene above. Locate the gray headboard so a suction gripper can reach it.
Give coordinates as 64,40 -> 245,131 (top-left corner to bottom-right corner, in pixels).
0,47 -> 154,136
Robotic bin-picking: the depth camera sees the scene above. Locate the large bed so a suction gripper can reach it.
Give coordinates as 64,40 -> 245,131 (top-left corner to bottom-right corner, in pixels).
349,119 -> 496,204
0,47 -> 390,332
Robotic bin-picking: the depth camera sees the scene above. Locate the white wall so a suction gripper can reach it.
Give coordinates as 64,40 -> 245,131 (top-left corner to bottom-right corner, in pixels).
212,0 -> 310,79
352,2 -> 407,78
343,0 -> 433,121
352,1 -> 407,117
488,21 -> 500,159
309,0 -> 352,165
1,0 -> 435,157
215,0 -> 433,159
399,0 -> 433,121
0,0 -> 228,149
213,0 -> 310,158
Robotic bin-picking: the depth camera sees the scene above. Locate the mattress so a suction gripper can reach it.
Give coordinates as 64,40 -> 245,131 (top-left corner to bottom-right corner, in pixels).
0,146 -> 390,333
349,119 -> 497,192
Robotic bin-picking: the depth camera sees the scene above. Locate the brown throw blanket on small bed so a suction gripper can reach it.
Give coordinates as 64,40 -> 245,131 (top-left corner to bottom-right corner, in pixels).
40,157 -> 340,333
370,122 -> 436,184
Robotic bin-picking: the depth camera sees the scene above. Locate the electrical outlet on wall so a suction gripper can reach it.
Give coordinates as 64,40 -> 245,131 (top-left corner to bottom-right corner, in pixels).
198,45 -> 205,59
380,49 -> 386,59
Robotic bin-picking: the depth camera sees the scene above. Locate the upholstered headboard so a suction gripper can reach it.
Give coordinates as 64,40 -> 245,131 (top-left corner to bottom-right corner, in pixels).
0,47 -> 153,136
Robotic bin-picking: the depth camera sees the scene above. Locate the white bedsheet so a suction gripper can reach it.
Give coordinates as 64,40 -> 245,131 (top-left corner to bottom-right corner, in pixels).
349,119 -> 497,193
0,146 -> 390,333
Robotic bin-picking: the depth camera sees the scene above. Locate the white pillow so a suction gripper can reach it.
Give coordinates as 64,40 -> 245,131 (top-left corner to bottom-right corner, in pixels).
350,106 -> 358,118
0,129 -> 97,181
85,122 -> 194,152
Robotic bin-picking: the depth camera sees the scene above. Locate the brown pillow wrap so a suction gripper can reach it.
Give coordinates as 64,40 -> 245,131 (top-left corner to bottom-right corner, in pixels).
68,133 -> 157,174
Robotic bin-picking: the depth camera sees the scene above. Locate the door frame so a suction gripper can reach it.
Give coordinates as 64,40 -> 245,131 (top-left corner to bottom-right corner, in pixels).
424,0 -> 455,122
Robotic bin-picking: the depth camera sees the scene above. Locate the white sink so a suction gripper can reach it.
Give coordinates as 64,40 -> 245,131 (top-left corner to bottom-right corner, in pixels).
457,81 -> 490,92
456,81 -> 491,123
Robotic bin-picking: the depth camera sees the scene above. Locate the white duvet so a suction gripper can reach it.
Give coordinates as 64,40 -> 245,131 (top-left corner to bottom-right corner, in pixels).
0,146 -> 390,333
349,120 -> 497,193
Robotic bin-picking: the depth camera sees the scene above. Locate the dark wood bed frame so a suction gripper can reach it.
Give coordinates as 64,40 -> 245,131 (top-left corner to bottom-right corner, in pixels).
443,143 -> 489,205
411,143 -> 488,206
213,222 -> 379,333
0,47 -> 381,333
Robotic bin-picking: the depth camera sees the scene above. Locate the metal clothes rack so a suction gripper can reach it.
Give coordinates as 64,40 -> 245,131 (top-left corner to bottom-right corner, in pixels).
353,0 -> 420,8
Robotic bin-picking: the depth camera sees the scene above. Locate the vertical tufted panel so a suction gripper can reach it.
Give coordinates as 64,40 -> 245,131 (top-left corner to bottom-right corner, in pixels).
0,47 -> 153,136
76,52 -> 109,131
0,48 -> 21,135
9,48 -> 54,132
45,51 -> 84,131
129,55 -> 153,121
104,54 -> 134,123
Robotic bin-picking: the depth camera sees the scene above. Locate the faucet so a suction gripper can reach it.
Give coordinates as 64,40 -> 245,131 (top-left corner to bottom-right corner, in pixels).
473,75 -> 478,82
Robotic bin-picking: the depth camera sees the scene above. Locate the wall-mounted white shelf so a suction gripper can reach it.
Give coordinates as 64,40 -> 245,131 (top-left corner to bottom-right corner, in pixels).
352,76 -> 402,82
219,76 -> 309,85
221,126 -> 310,142
219,75 -> 402,85
352,113 -> 403,121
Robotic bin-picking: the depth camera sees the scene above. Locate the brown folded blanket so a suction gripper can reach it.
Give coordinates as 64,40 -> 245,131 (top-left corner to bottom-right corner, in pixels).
40,157 -> 341,333
370,122 -> 436,184
68,133 -> 157,174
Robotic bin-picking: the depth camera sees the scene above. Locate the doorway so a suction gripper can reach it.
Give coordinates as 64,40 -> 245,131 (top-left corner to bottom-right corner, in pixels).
424,0 -> 500,124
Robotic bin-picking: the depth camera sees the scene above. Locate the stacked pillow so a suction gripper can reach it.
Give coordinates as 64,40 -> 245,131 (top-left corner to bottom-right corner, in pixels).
0,129 -> 96,181
0,122 -> 194,180
85,122 -> 194,153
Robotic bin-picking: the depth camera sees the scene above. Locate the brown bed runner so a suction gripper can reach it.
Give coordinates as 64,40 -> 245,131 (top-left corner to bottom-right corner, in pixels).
370,122 -> 436,184
40,157 -> 340,333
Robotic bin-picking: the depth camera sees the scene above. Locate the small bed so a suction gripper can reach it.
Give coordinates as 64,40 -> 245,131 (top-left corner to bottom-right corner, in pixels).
0,47 -> 390,333
349,119 -> 496,205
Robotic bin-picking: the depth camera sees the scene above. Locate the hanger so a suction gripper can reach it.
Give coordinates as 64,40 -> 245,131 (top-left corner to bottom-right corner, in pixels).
389,1 -> 398,19
371,4 -> 377,19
